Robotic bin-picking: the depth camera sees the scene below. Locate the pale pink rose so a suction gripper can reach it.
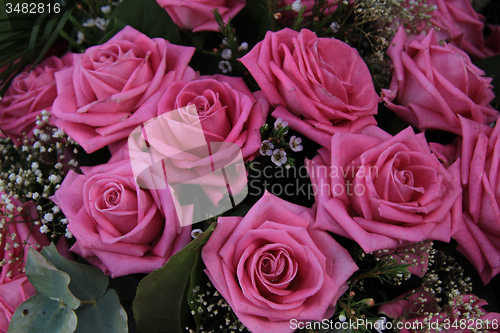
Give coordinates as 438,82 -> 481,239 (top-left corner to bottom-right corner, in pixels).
449,116 -> 500,285
0,53 -> 78,145
380,290 -> 500,333
155,0 -> 245,32
0,196 -> 50,332
51,158 -> 192,277
51,26 -> 197,154
306,126 -> 462,253
382,28 -> 497,136
128,75 -> 268,207
202,192 -> 358,333
240,28 -> 378,149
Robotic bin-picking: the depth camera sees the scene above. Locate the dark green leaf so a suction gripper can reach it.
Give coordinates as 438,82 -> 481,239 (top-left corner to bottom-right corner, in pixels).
74,289 -> 128,333
133,224 -> 215,333
25,249 -> 81,310
7,295 -> 77,333
40,244 -> 109,302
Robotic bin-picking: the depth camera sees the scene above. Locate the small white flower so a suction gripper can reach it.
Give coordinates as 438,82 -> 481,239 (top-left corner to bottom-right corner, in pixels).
76,31 -> 85,45
374,317 -> 387,333
33,142 -> 41,149
218,60 -> 232,73
61,218 -> 68,225
6,203 -> 14,211
82,18 -> 96,27
32,192 -> 40,200
53,128 -> 65,138
271,149 -> 287,166
44,213 -> 53,222
259,140 -> 274,156
31,162 -> 39,170
291,0 -> 302,12
330,21 -> 340,33
240,42 -> 248,51
191,229 -> 203,239
48,174 -> 61,183
40,133 -> 50,141
339,313 -> 346,322
65,229 -> 73,239
95,18 -> 108,31
221,49 -> 232,60
101,5 -> 111,14
55,163 -> 63,169
274,118 -> 289,133
39,225 -> 49,234
289,135 -> 303,152
52,206 -> 60,213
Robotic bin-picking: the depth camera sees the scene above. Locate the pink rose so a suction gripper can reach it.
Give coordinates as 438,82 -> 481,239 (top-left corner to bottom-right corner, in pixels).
307,126 -> 462,253
202,192 -> 358,333
380,290 -> 500,333
239,28 -> 378,149
51,157 -> 192,277
128,75 -> 267,207
51,26 -> 197,154
155,0 -> 245,32
450,116 -> 500,284
0,53 -> 77,145
382,28 -> 498,136
0,196 -> 50,332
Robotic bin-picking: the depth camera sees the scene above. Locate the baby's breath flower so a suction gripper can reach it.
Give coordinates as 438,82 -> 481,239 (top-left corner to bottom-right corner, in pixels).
39,225 -> 49,234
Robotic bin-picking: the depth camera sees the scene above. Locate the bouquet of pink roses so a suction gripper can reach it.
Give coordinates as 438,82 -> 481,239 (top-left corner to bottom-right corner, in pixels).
0,0 -> 499,332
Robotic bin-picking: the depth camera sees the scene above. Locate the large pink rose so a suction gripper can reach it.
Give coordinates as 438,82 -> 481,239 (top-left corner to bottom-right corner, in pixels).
0,196 -> 50,332
128,75 -> 267,208
202,192 -> 358,333
240,28 -> 378,149
380,290 -> 500,333
155,0 -> 245,32
51,157 -> 192,277
382,28 -> 498,136
0,53 -> 77,145
307,126 -> 462,253
51,26 -> 197,154
449,116 -> 500,284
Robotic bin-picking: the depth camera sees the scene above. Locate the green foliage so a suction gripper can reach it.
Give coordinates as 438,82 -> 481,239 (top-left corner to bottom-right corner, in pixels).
8,245 -> 127,333
133,224 -> 215,333
100,0 -> 180,44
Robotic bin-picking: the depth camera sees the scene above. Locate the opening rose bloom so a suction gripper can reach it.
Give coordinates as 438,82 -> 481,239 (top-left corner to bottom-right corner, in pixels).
381,28 -> 498,136
240,28 -> 378,149
306,126 -> 462,253
131,75 -> 267,207
155,0 -> 245,32
450,116 -> 500,285
202,192 -> 358,333
51,157 -> 192,277
51,25 -> 197,154
0,53 -> 77,145
0,196 -> 50,332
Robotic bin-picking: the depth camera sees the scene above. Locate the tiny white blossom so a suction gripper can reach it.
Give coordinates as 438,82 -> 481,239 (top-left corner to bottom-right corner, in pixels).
39,225 -> 49,234
6,203 -> 14,211
60,218 -> 68,225
76,31 -> 85,45
52,206 -> 60,213
339,314 -> 346,322
274,117 -> 289,133
330,21 -> 340,33
271,149 -> 287,166
259,140 -> 274,156
374,317 -> 387,333
31,162 -> 39,170
289,135 -> 303,152
44,213 -> 53,222
218,60 -> 232,73
55,163 -> 63,169
101,5 -> 111,14
240,42 -> 248,51
221,49 -> 232,60
48,175 -> 61,183
82,18 -> 96,27
33,129 -> 41,136
291,0 -> 302,12
32,192 -> 40,200
191,229 -> 203,239
40,133 -> 50,141
33,142 -> 41,149
53,128 -> 66,138
95,18 -> 108,30
65,229 -> 73,239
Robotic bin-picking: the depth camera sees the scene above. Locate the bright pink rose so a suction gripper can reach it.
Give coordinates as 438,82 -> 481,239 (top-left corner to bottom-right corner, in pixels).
240,28 -> 378,149
380,290 -> 500,333
0,53 -> 77,145
155,0 -> 245,32
202,192 -> 358,333
426,0 -> 500,59
449,116 -> 500,284
0,196 -> 50,332
382,28 -> 498,136
307,126 -> 462,253
51,157 -> 192,277
51,26 -> 197,154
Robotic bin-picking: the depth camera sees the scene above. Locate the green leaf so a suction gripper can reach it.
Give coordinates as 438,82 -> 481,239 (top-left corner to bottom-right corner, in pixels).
74,289 -> 128,333
474,55 -> 500,110
133,224 -> 215,333
40,244 -> 109,302
7,295 -> 77,333
25,249 -> 81,310
106,0 -> 180,43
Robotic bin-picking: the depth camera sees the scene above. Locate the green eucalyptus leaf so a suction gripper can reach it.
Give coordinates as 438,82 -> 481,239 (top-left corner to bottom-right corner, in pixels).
132,224 -> 215,333
107,0 -> 180,43
41,244 -> 109,302
7,295 -> 77,333
25,249 -> 80,310
74,289 -> 128,333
